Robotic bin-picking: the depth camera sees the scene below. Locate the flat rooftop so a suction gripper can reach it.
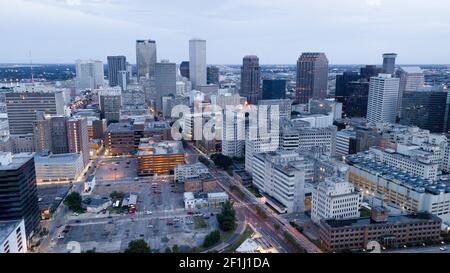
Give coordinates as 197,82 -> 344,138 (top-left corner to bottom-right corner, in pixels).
0,219 -> 22,242
106,122 -> 133,133
346,154 -> 450,195
138,140 -> 184,156
325,212 -> 440,228
35,153 -> 81,164
0,153 -> 34,171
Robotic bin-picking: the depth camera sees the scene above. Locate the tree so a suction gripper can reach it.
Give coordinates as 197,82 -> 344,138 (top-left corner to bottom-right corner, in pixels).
172,244 -> 179,253
110,191 -> 124,201
217,201 -> 237,232
198,155 -> 211,167
165,247 -> 172,253
210,153 -> 232,169
203,230 -> 221,248
125,239 -> 151,253
64,192 -> 83,213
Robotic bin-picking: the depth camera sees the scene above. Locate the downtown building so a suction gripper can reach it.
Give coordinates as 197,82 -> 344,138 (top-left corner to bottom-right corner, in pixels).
34,153 -> 84,184
136,139 -> 185,176
189,39 -> 207,89
0,219 -> 27,253
107,55 -> 127,87
295,53 -> 329,104
252,150 -> 308,213
400,87 -> 450,133
75,59 -> 104,90
311,177 -> 362,224
98,87 -> 122,125
262,79 -> 286,100
240,55 -> 261,105
366,74 -> 400,123
136,39 -> 157,79
6,91 -> 64,135
0,152 -> 40,238
174,162 -> 209,183
154,60 -> 177,111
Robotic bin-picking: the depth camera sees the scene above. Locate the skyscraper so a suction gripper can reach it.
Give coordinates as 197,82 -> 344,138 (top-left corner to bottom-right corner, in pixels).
136,39 -> 157,79
367,74 -> 400,123
382,53 -> 398,75
189,39 -> 207,89
396,66 -> 425,117
296,53 -> 329,104
99,88 -> 122,125
180,61 -> 190,79
400,88 -> 450,133
107,56 -> 127,87
6,92 -> 62,135
155,60 -> 177,112
0,152 -> 40,237
262,79 -> 287,100
75,59 -> 104,89
33,116 -> 69,154
240,55 -> 261,105
67,117 -> 90,166
207,66 -> 219,84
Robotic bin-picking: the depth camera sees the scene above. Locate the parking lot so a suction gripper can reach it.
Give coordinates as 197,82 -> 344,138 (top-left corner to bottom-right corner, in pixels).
48,171 -> 222,253
94,157 -> 137,181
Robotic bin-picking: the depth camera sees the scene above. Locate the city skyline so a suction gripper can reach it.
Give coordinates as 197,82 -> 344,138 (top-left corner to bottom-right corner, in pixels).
1,0 -> 450,64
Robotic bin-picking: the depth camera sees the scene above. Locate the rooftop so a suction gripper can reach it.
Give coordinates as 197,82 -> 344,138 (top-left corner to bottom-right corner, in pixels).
106,122 -> 134,133
138,140 -> 184,155
0,153 -> 34,171
325,212 -> 440,228
35,153 -> 81,164
0,219 -> 23,242
346,154 -> 450,195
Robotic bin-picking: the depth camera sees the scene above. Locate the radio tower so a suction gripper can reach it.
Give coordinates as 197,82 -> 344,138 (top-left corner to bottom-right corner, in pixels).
29,50 -> 34,84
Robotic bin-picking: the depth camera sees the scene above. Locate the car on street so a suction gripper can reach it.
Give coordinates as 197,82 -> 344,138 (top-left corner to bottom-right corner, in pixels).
440,247 -> 447,251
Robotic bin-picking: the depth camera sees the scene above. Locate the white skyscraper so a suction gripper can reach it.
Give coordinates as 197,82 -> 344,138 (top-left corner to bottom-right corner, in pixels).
75,59 -> 104,90
367,74 -> 400,123
189,39 -> 207,89
136,39 -> 157,79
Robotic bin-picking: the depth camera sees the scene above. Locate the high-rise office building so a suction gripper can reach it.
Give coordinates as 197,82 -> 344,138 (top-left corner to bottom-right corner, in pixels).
0,152 -> 40,237
296,53 -> 329,104
33,116 -> 69,154
360,65 -> 383,80
118,71 -> 128,91
262,79 -> 286,100
107,56 -> 127,87
155,60 -> 177,112
382,53 -> 398,75
180,61 -> 190,79
396,66 -> 425,116
67,117 -> 90,166
6,92 -> 63,135
400,88 -> 450,133
136,39 -> 157,79
75,59 -> 104,90
98,88 -> 122,125
240,56 -> 261,105
335,71 -> 369,118
367,74 -> 400,123
207,66 -> 219,85
189,39 -> 207,89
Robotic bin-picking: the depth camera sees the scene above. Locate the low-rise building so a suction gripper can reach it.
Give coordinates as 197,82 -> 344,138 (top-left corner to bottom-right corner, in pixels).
346,154 -> 450,224
105,122 -> 135,155
34,153 -> 84,184
137,139 -> 185,176
207,192 -> 229,208
175,162 -> 209,182
184,173 -> 218,193
184,191 -> 229,210
319,207 -> 442,252
0,219 -> 27,253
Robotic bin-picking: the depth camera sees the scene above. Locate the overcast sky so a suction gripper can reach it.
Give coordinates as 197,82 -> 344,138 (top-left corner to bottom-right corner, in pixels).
1,0 -> 449,64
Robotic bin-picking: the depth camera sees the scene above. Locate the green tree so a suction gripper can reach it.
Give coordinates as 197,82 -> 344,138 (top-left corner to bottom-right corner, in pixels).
64,192 -> 83,213
165,247 -> 172,253
124,239 -> 151,253
172,244 -> 179,253
203,230 -> 221,248
210,153 -> 232,169
217,201 -> 236,232
109,191 -> 124,201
